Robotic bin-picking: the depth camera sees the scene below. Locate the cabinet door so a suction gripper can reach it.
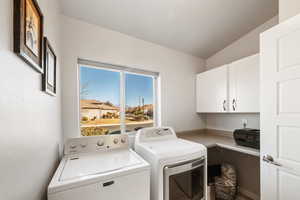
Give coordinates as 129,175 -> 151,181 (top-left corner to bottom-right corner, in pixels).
196,65 -> 228,113
229,54 -> 260,113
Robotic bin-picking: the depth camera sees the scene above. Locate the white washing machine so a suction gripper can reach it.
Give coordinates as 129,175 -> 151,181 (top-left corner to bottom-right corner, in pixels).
135,127 -> 207,200
48,135 -> 150,200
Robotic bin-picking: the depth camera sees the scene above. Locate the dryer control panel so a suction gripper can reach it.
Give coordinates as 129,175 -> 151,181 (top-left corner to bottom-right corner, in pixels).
64,135 -> 129,155
136,127 -> 177,143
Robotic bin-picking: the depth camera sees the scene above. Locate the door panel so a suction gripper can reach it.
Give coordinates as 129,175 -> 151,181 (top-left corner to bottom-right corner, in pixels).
196,65 -> 228,113
278,29 -> 300,70
278,126 -> 300,163
279,171 -> 300,200
261,14 -> 300,200
279,79 -> 300,113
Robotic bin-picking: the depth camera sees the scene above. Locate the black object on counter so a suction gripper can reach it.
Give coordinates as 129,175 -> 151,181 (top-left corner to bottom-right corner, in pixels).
233,128 -> 260,149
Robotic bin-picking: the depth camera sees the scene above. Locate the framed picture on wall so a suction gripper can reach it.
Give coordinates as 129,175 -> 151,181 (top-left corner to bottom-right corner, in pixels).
14,0 -> 44,73
42,37 -> 57,96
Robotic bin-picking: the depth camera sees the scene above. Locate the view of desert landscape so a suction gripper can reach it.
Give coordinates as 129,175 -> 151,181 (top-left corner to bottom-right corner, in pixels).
80,99 -> 154,135
79,65 -> 155,136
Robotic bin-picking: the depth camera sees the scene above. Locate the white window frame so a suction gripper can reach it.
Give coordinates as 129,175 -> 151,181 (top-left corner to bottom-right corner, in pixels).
77,58 -> 161,135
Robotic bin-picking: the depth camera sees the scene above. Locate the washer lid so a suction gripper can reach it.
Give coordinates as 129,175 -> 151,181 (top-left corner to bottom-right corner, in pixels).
60,149 -> 142,181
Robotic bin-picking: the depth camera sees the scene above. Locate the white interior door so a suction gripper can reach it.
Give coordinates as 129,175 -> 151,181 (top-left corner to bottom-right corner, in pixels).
229,54 -> 260,113
196,65 -> 228,113
260,14 -> 300,200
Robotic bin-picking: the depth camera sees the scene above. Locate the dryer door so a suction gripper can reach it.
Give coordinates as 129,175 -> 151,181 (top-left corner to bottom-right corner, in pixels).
164,158 -> 205,200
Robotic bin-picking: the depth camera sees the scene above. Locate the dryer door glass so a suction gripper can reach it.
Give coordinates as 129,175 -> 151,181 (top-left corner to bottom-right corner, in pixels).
164,159 -> 205,200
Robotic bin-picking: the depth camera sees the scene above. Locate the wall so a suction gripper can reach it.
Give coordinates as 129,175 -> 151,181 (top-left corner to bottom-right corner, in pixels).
204,16 -> 278,132
206,16 -> 278,69
279,0 -> 300,22
0,1 -> 62,200
205,114 -> 260,132
60,16 -> 206,140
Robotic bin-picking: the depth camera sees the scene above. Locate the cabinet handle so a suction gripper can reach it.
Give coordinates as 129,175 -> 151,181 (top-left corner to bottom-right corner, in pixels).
232,99 -> 236,111
223,100 -> 226,111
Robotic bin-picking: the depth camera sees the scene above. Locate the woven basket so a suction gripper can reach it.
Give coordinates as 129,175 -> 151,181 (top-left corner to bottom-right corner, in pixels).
214,163 -> 237,200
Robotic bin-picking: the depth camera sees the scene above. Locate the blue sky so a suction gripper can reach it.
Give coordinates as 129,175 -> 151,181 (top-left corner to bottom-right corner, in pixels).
80,66 -> 153,107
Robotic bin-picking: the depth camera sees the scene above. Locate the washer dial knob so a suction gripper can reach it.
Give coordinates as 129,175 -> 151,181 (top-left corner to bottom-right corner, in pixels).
121,137 -> 126,143
113,138 -> 119,144
80,143 -> 87,148
97,139 -> 105,147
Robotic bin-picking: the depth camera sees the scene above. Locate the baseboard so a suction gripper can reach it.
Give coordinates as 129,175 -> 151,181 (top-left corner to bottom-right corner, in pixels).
239,187 -> 260,200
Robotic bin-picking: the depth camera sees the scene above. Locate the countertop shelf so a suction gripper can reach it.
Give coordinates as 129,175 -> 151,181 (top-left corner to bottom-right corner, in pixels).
177,130 -> 260,157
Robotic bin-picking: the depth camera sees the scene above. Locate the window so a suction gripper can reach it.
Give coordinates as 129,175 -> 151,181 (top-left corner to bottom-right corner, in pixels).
79,60 -> 159,136
125,73 -> 154,132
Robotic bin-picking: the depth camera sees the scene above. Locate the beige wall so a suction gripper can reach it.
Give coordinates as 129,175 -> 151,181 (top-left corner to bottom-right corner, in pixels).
204,16 -> 278,132
0,0 -> 62,200
60,15 -> 206,140
279,0 -> 300,22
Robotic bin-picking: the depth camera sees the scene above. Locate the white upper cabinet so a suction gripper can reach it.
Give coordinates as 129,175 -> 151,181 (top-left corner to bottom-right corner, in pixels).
228,54 -> 260,112
196,54 -> 259,113
196,65 -> 228,113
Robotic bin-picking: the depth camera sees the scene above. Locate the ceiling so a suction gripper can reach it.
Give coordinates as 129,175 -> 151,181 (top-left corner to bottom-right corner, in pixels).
60,0 -> 278,59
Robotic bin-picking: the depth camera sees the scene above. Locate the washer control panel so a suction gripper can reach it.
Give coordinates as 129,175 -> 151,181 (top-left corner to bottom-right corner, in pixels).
64,134 -> 129,155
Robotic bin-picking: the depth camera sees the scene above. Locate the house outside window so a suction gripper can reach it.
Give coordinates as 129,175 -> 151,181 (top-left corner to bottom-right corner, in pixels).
78,59 -> 160,136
